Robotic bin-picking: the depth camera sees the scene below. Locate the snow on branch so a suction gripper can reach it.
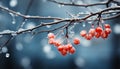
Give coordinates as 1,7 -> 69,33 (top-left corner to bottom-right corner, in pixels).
0,0 -> 120,50
0,5 -> 120,35
48,0 -> 114,7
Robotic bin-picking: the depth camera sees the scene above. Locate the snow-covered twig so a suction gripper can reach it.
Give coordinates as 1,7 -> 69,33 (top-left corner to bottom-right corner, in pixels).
0,6 -> 120,35
0,0 -> 120,49
48,0 -> 114,7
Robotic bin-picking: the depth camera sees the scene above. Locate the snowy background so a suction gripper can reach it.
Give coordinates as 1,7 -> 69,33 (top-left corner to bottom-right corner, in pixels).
0,0 -> 120,69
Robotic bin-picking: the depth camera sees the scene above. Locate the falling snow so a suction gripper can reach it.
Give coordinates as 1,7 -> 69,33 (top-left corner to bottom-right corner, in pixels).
43,45 -> 51,54
2,47 -> 8,53
45,51 -> 56,59
5,53 -> 10,58
74,57 -> 85,68
82,23 -> 86,27
21,57 -> 31,68
113,24 -> 120,34
9,0 -> 17,7
16,42 -> 23,51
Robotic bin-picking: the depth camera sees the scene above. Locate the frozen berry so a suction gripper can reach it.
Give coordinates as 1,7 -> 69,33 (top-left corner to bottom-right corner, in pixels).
73,38 -> 80,45
60,49 -> 67,56
48,33 -> 55,39
105,28 -> 111,34
54,41 -> 61,47
67,44 -> 73,50
104,24 -> 111,28
85,34 -> 92,40
95,26 -> 103,34
80,30 -> 87,37
48,38 -> 55,44
89,28 -> 95,37
95,33 -> 101,38
69,47 -> 75,54
101,31 -> 108,39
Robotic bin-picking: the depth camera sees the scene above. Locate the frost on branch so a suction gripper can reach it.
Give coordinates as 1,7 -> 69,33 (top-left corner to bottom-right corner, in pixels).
0,0 -> 120,56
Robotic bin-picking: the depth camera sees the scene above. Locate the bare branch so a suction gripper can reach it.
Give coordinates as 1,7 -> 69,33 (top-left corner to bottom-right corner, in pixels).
0,5 -> 63,20
35,24 -> 68,35
0,6 -> 120,36
0,0 -> 119,54
103,13 -> 120,20
48,0 -> 114,7
0,19 -> 69,35
0,5 -> 120,22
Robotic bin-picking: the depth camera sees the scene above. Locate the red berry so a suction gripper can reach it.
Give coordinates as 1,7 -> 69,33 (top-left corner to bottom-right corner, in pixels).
101,31 -> 108,39
105,28 -> 112,34
60,49 -> 67,56
89,28 -> 95,37
67,44 -> 73,50
48,38 -> 55,44
80,30 -> 87,37
95,26 -> 103,34
104,24 -> 111,28
69,47 -> 75,54
48,33 -> 55,39
54,41 -> 61,47
95,33 -> 101,38
85,34 -> 92,40
63,45 -> 68,51
58,46 -> 63,51
73,38 -> 80,45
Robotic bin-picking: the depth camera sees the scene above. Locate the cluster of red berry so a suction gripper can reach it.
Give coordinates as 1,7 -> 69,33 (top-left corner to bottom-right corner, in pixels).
80,24 -> 112,40
47,24 -> 111,56
48,33 -> 80,56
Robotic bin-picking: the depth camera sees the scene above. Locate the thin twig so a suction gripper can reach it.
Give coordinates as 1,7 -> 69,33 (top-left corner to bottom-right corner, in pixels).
48,0 -> 113,7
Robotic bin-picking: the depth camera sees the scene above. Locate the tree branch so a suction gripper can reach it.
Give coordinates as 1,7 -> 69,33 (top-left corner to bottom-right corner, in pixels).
0,0 -> 120,51
0,6 -> 120,36
48,0 -> 114,7
0,5 -> 62,20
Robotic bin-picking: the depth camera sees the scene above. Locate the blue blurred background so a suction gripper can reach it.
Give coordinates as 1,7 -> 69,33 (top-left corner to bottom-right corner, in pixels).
0,0 -> 120,69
